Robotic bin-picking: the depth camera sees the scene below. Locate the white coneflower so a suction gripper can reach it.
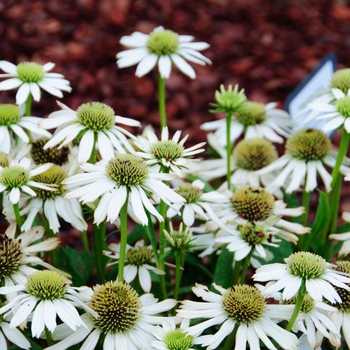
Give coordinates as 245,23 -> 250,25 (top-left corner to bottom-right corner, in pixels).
201,99 -> 294,147
103,240 -> 164,293
297,68 -> 350,126
258,128 -> 350,193
134,126 -> 205,176
253,252 -> 350,304
45,281 -> 177,350
212,185 -> 310,242
0,103 -> 51,154
20,165 -> 87,233
214,221 -> 280,261
0,222 -> 60,288
0,157 -> 54,204
283,294 -> 339,349
152,318 -> 202,350
117,26 -> 211,79
0,270 -> 93,338
303,88 -> 350,132
167,179 -> 228,227
39,101 -> 140,164
0,61 -> 71,105
177,283 -> 299,350
63,154 -> 185,225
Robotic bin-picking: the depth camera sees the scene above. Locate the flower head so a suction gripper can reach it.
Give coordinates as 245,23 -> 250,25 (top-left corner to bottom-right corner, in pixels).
64,154 -> 184,225
177,283 -> 299,350
0,222 -> 60,288
0,157 -> 54,204
283,294 -> 339,349
0,270 -> 91,338
0,61 -> 71,105
258,128 -> 349,193
202,99 -> 294,147
39,101 -> 141,164
104,240 -> 164,292
134,126 -> 205,175
46,281 -> 177,350
253,252 -> 350,304
167,179 -> 228,227
20,165 -> 87,233
117,26 -> 211,79
210,84 -> 246,114
0,103 -> 51,154
152,318 -> 200,350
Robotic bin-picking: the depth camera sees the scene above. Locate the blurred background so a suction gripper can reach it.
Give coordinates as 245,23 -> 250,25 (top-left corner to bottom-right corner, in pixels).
0,0 -> 350,143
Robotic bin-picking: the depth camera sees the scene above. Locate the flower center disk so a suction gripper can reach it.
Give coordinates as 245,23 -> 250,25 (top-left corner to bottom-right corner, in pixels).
176,183 -> 203,203
230,185 -> 275,222
286,128 -> 331,161
31,137 -> 69,165
0,166 -> 30,188
330,68 -> 350,94
222,285 -> 265,323
88,281 -> 141,334
26,270 -> 69,300
146,29 -> 180,56
16,62 -> 45,83
163,329 -> 194,350
106,154 -> 149,187
126,246 -> 153,266
233,138 -> 278,171
150,140 -> 184,162
76,102 -> 115,132
0,104 -> 21,126
238,222 -> 268,245
32,165 -> 67,199
235,101 -> 267,127
336,96 -> 350,118
287,251 -> 327,279
0,235 -> 23,280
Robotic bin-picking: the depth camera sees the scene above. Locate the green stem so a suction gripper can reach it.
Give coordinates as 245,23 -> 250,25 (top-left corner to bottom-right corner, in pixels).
145,211 -> 167,300
118,197 -> 129,282
13,203 -> 23,236
81,230 -> 90,251
231,259 -> 243,286
88,133 -> 97,164
222,323 -> 239,350
330,175 -> 342,234
158,76 -> 167,128
226,112 -> 233,190
92,220 -> 106,283
25,95 -> 32,116
174,251 -> 185,300
301,189 -> 310,227
239,250 -> 253,284
286,282 -> 306,331
45,327 -> 54,347
40,214 -> 58,267
330,130 -> 350,188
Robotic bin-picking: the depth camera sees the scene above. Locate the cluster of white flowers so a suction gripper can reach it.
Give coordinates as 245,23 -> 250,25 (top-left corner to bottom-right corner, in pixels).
0,25 -> 350,350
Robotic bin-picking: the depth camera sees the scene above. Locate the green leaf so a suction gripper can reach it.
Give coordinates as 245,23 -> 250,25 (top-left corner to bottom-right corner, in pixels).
309,190 -> 331,251
56,245 -> 92,286
212,246 -> 233,288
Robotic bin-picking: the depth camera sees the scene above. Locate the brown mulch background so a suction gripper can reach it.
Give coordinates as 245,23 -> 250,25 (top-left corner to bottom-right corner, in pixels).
2,0 -> 350,241
2,0 -> 350,143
